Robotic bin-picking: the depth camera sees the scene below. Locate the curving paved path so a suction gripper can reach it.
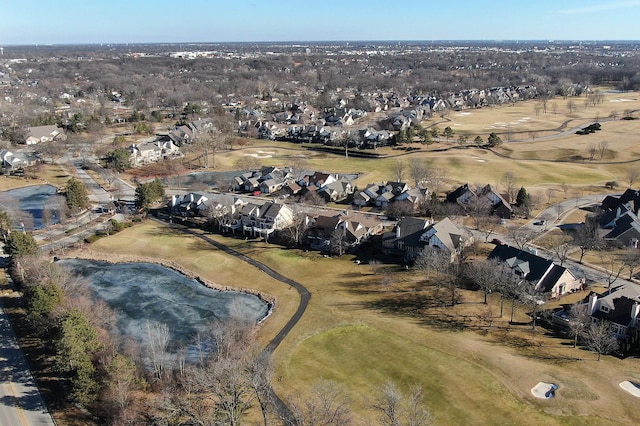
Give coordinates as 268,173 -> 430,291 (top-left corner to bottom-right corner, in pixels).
154,219 -> 309,424
170,223 -> 311,353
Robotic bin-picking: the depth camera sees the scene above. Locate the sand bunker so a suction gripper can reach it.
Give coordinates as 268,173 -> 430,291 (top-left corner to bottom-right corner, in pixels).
456,112 -> 472,116
244,153 -> 273,158
620,381 -> 640,397
531,382 -> 558,399
610,98 -> 636,103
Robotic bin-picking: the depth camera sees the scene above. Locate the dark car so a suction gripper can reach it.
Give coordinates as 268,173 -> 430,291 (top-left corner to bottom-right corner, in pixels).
533,220 -> 546,226
491,238 -> 503,245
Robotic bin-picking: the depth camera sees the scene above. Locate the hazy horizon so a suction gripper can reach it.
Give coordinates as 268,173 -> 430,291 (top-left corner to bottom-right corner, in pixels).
3,0 -> 640,45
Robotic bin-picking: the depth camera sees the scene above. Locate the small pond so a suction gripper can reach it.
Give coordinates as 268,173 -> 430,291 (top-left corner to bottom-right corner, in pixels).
0,184 -> 64,230
58,259 -> 270,355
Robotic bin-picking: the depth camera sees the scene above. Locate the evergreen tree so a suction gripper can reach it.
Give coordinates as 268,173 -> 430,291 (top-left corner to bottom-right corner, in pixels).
56,309 -> 103,404
0,209 -> 13,240
106,148 -> 132,172
4,232 -> 38,257
135,179 -> 165,211
65,177 -> 90,212
443,126 -> 455,142
515,187 -> 531,207
487,132 -> 503,147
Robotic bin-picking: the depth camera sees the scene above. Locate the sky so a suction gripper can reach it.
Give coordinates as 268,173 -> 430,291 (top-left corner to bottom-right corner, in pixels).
2,0 -> 640,45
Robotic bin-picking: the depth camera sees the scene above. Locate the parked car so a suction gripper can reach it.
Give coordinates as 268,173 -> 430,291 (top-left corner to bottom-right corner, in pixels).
491,238 -> 503,245
533,220 -> 546,226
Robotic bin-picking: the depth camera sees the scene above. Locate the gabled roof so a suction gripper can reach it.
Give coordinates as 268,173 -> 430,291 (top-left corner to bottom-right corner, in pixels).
591,296 -> 640,327
428,217 -> 463,252
604,210 -> 640,239
27,125 -> 62,140
446,183 -> 476,203
488,244 -> 554,283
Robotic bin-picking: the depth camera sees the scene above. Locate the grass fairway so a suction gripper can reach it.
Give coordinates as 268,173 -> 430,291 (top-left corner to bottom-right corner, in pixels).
90,221 -> 640,425
205,95 -> 640,197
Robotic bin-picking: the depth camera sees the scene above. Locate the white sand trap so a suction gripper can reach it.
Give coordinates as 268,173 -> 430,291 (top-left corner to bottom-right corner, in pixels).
610,98 -> 636,103
257,150 -> 275,154
477,159 -> 486,162
456,112 -> 472,116
531,382 -> 558,399
244,153 -> 273,158
620,381 -> 640,397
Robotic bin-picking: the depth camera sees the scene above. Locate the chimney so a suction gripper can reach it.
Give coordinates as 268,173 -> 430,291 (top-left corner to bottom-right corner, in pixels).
632,302 -> 640,327
588,293 -> 598,315
396,222 -> 401,239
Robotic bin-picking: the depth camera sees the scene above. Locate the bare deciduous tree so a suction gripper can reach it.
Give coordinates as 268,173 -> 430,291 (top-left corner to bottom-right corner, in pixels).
289,379 -> 352,426
393,160 -> 405,183
598,140 -> 609,160
501,172 -> 518,203
414,247 -> 450,287
621,247 -> 640,280
145,320 -> 171,382
466,258 -> 504,304
626,168 -> 640,188
549,235 -> 573,266
509,228 -> 536,250
602,251 -> 625,289
567,304 -> 590,348
573,219 -> 602,263
584,321 -> 619,361
408,158 -> 429,189
370,382 -> 433,426
587,143 -> 597,161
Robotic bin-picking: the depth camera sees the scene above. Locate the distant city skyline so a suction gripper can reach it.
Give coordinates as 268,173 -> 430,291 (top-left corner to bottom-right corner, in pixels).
2,0 -> 640,45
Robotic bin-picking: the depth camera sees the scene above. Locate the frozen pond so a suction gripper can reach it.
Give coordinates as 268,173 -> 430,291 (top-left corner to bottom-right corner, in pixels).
0,184 -> 64,230
58,259 -> 269,354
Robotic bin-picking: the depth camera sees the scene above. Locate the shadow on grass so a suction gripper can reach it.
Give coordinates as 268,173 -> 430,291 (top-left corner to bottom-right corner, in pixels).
363,290 -> 472,331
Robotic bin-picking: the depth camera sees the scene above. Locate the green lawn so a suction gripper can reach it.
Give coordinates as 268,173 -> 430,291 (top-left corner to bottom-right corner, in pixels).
86,221 -> 640,425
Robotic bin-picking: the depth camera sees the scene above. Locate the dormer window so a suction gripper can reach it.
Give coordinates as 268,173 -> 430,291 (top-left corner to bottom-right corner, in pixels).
600,306 -> 610,313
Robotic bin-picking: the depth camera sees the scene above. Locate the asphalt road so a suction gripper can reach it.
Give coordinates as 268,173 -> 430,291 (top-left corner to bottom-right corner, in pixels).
0,304 -> 54,426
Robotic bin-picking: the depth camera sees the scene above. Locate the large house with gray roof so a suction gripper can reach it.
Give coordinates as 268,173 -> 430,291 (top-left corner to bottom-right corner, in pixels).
488,244 -> 583,298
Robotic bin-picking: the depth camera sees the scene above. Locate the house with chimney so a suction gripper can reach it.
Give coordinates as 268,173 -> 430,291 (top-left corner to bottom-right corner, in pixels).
488,244 -> 584,298
381,217 -> 471,262
554,282 -> 640,353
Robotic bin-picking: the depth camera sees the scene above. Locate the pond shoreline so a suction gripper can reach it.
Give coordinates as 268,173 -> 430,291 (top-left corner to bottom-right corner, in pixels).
59,248 -> 275,324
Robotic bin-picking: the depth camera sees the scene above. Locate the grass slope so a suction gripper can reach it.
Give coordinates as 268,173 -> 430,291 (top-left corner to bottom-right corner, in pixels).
90,222 -> 640,425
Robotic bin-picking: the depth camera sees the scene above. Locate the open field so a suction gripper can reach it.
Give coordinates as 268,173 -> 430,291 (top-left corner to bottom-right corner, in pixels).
89,221 -> 640,425
422,91 -> 640,139
183,91 -> 640,199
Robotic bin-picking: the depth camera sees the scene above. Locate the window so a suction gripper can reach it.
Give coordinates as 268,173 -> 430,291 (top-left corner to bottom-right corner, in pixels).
600,306 -> 610,313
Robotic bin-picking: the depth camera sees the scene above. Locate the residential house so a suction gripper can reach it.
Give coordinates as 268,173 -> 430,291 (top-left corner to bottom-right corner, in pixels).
488,244 -> 584,298
129,137 -> 181,166
382,217 -> 470,262
259,178 -> 284,194
317,179 -> 354,203
352,181 -> 413,208
479,184 -> 513,218
241,201 -> 294,238
24,125 -> 65,145
308,210 -> 383,252
446,183 -> 513,218
446,183 -> 477,206
603,208 -> 640,248
554,283 -> 640,353
0,149 -> 36,171
168,193 -> 208,216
